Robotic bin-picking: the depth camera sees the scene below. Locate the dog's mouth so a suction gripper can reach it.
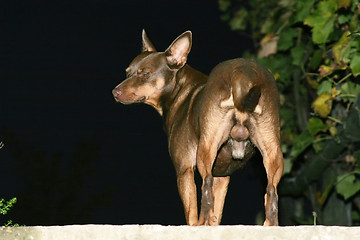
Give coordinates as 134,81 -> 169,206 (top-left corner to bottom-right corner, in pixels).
113,88 -> 147,104
131,95 -> 147,103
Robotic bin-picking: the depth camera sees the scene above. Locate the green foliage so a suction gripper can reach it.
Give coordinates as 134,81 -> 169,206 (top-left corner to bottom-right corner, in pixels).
304,0 -> 338,44
0,198 -> 18,226
1,143 -> 18,226
220,0 -> 360,225
351,54 -> 360,76
0,198 -> 16,215
308,117 -> 329,136
336,173 -> 360,200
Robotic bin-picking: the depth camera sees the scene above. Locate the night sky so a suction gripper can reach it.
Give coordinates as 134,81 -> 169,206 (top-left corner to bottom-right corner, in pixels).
1,0 -> 267,226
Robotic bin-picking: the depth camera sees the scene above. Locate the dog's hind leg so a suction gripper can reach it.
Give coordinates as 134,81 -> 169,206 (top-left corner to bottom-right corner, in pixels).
197,155 -> 230,226
196,111 -> 233,225
198,175 -> 229,225
250,118 -> 283,226
196,139 -> 217,226
198,174 -> 214,225
262,146 -> 283,226
212,176 -> 230,224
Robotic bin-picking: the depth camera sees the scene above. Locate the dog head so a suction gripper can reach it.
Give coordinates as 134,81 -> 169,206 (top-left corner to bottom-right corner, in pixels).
112,30 -> 192,115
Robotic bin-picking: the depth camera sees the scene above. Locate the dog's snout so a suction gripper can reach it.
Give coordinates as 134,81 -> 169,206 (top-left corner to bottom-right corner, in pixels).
112,88 -> 122,98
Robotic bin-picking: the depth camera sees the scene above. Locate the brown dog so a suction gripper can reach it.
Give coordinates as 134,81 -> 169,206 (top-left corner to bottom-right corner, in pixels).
112,30 -> 283,226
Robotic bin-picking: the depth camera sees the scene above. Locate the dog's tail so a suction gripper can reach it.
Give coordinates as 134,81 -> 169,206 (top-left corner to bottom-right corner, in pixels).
231,65 -> 261,112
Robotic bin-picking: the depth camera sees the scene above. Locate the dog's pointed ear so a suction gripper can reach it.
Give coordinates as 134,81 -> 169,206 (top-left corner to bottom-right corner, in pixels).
142,29 -> 157,52
165,31 -> 192,69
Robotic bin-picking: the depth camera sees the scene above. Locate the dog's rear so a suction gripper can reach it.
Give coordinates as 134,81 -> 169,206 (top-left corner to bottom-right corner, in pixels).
113,31 -> 283,226
195,59 -> 283,225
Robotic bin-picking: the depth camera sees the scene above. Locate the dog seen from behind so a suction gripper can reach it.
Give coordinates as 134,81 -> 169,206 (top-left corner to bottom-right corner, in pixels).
112,30 -> 284,226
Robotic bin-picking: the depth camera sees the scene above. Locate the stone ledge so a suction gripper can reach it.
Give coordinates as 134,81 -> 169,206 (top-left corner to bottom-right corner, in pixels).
1,225 -> 360,240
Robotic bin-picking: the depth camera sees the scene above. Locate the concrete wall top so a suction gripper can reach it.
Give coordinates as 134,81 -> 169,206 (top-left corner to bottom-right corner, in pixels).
1,224 -> 360,240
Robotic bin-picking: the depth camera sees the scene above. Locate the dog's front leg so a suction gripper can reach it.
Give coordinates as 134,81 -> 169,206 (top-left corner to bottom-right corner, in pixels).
176,167 -> 198,226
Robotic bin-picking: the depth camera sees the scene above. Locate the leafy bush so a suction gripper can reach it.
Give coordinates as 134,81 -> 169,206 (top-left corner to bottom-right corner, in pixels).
0,197 -> 17,226
1,142 -> 18,226
219,0 -> 360,225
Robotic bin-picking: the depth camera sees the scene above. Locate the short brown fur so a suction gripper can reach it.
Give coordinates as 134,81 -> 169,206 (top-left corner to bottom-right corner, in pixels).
112,30 -> 283,226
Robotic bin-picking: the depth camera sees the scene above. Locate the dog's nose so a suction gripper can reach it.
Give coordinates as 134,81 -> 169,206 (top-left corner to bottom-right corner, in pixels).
112,88 -> 122,99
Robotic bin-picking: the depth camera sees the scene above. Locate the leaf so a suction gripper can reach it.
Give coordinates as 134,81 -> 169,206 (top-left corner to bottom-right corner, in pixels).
351,0 -> 360,11
290,131 -> 315,159
291,0 -> 315,23
356,151 -> 360,165
280,108 -> 295,122
317,80 -> 332,95
338,0 -> 351,9
308,117 -> 328,136
312,15 -> 336,44
277,28 -> 298,51
342,96 -> 360,142
340,81 -> 360,102
229,8 -> 249,31
308,49 -> 324,70
304,0 -> 338,44
347,31 -> 360,39
336,174 -> 360,200
283,157 -> 293,175
350,54 -> 360,76
332,31 -> 353,65
0,198 -> 16,215
312,92 -> 333,118
329,126 -> 338,136
218,0 -> 231,11
260,16 -> 275,34
321,176 -> 336,205
319,64 -> 334,76
307,77 -> 319,89
353,211 -> 360,222
349,11 -> 360,31
332,31 -> 352,64
220,13 -> 231,22
257,34 -> 279,58
312,140 -> 324,153
291,45 -> 305,66
331,87 -> 341,98
278,0 -> 295,7
338,14 -> 352,24
258,54 -> 293,87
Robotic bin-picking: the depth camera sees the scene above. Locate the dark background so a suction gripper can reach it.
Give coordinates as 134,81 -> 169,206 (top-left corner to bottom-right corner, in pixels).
1,0 -> 267,225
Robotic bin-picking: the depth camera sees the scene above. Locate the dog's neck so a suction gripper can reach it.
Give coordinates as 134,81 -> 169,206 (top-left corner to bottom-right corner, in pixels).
159,65 -> 207,135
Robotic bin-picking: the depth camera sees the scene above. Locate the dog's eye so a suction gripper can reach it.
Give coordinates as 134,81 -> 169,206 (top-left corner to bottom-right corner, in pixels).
137,68 -> 150,78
